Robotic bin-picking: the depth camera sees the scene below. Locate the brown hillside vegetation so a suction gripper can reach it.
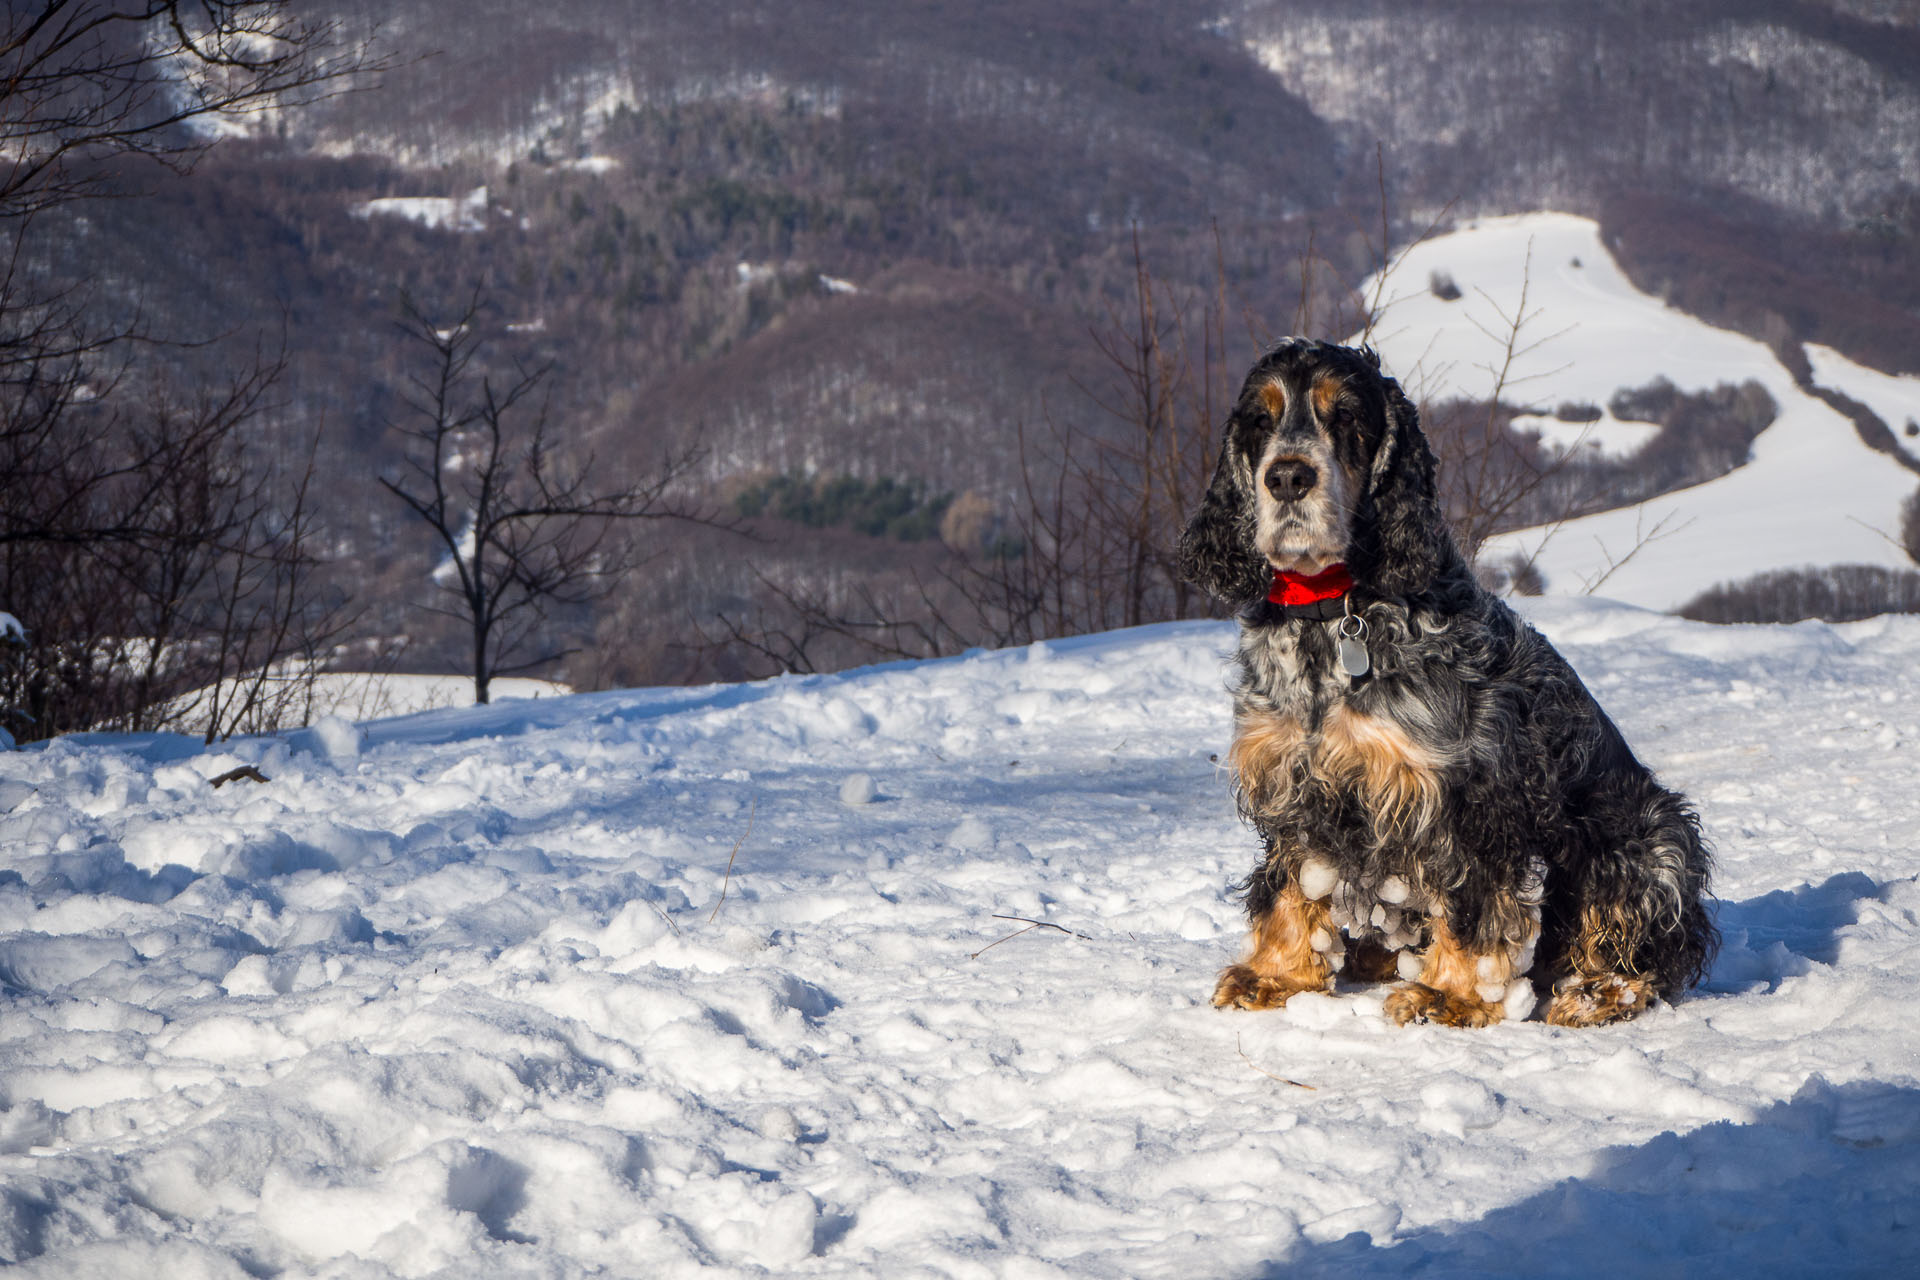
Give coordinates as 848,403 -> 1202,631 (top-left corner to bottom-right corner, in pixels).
9,0 -> 1920,720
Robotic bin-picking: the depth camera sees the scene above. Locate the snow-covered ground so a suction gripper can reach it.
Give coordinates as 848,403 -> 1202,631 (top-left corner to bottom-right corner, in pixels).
1806,342 -> 1920,465
151,674 -> 570,746
1506,409 -> 1659,461
1361,213 -> 1920,610
4,600 -> 1919,1276
354,187 -> 490,233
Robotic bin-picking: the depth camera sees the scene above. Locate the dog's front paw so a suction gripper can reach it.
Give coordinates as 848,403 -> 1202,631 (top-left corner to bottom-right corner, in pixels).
1212,964 -> 1318,1010
1544,973 -> 1653,1027
1384,982 -> 1503,1028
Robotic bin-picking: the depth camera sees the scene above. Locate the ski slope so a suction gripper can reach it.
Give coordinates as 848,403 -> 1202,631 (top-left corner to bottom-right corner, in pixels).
4,600 -> 1919,1276
1360,213 -> 1919,610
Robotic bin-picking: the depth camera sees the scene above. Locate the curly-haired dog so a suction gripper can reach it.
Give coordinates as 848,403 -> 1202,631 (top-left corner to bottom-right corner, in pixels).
1178,338 -> 1716,1028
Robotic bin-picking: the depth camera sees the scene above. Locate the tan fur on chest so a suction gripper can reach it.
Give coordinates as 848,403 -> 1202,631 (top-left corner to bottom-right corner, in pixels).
1230,703 -> 1444,840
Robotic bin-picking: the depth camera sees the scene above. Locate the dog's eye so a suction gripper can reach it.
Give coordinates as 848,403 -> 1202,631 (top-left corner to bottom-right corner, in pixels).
1328,404 -> 1354,428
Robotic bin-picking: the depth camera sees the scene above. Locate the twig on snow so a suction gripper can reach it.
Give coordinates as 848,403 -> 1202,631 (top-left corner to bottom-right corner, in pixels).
1236,1034 -> 1316,1090
970,913 -> 1093,959
707,797 -> 757,924
647,898 -> 683,938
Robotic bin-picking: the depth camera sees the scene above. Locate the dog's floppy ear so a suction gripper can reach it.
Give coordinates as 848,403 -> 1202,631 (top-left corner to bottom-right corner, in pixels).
1178,422 -> 1269,605
1347,372 -> 1452,596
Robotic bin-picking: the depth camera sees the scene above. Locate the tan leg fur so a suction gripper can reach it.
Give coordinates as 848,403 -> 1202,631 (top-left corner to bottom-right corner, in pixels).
1385,916 -> 1517,1028
1213,884 -> 1335,1010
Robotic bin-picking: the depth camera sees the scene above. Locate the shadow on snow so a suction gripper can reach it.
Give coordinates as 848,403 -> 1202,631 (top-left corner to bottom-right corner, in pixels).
1259,872 -> 1920,1278
1260,1076 -> 1920,1278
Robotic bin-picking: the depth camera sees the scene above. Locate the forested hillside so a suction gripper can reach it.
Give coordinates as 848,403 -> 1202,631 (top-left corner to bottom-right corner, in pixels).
9,0 -> 1920,712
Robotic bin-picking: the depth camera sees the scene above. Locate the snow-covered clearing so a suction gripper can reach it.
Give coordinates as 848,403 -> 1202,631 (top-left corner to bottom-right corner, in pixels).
3,599 -> 1918,1276
1362,213 -> 1920,610
1506,408 -> 1659,461
1806,342 -> 1920,465
354,188 -> 490,233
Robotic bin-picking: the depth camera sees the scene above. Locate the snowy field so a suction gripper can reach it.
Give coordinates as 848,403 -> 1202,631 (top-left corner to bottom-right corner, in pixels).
4,598 -> 1919,1277
1363,213 -> 1920,610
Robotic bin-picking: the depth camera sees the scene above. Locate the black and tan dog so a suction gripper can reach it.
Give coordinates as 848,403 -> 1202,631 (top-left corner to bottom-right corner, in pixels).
1178,338 -> 1716,1027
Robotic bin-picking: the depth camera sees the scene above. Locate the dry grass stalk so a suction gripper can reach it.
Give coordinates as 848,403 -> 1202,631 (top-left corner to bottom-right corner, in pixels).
969,913 -> 1093,960
1236,1034 -> 1316,1090
707,796 -> 757,924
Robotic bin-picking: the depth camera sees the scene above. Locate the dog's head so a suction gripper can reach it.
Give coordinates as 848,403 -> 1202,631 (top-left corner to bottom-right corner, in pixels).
1177,338 -> 1451,604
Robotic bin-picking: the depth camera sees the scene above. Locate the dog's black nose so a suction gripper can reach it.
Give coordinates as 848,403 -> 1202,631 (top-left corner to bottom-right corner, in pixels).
1265,459 -> 1318,502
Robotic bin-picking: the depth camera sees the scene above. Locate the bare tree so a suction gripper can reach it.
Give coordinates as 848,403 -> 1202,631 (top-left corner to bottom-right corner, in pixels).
1416,243 -> 1582,568
0,3 -> 380,742
1,1 -> 384,556
382,293 -> 720,704
120,372 -> 354,743
1,2 -> 383,218
1072,229 -> 1237,627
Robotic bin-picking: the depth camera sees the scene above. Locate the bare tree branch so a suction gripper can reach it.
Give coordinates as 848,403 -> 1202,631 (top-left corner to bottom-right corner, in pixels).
383,291 -> 738,703
0,2 -> 388,219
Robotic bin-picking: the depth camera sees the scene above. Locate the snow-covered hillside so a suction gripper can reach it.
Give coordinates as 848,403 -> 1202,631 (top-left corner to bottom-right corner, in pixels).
4,602 -> 1919,1276
1360,213 -> 1919,610
1806,342 -> 1920,466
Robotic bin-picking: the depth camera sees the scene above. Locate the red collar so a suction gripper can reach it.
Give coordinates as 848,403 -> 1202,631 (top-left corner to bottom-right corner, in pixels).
1268,563 -> 1354,607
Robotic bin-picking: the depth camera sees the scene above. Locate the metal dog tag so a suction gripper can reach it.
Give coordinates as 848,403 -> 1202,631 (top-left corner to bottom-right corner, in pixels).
1336,613 -> 1371,678
1338,634 -> 1371,678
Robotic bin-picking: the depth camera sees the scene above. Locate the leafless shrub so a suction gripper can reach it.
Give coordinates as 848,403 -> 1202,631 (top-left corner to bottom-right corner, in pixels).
1411,242 -> 1589,567
1425,395 -> 1565,569
938,490 -> 1003,556
1,352 -> 352,742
